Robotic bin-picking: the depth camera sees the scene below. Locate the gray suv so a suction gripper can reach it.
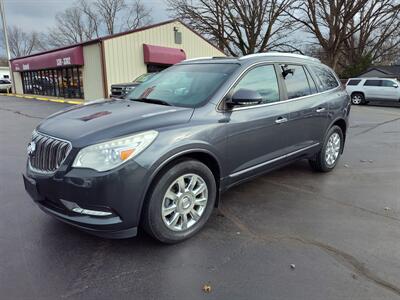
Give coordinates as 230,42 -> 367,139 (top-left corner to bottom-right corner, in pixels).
23,53 -> 350,243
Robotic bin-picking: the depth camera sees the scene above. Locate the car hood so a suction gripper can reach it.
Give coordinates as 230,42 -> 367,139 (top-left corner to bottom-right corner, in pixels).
37,99 -> 194,147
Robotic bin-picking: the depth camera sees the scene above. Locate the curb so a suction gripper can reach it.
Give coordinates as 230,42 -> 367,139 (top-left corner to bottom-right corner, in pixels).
0,93 -> 83,105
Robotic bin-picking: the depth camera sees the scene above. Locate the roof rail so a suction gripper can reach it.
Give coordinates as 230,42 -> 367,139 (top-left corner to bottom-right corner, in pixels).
182,57 -> 213,62
239,52 -> 320,63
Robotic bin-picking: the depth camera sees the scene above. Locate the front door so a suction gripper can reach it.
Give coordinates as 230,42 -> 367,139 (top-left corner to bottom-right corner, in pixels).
223,64 -> 293,181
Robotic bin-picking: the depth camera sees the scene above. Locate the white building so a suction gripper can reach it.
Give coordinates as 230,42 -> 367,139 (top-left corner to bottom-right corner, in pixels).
0,66 -> 10,80
10,20 -> 224,101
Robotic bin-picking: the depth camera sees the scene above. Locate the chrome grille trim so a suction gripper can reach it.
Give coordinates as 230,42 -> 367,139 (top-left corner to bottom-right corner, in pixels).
29,131 -> 72,174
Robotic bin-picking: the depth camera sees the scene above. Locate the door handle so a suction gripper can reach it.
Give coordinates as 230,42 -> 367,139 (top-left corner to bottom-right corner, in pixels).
316,107 -> 326,113
275,117 -> 288,124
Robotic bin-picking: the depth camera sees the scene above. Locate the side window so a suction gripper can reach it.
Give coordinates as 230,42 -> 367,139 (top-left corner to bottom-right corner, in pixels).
233,65 -> 280,104
309,65 -> 339,91
282,65 -> 312,99
381,80 -> 396,87
364,80 -> 382,86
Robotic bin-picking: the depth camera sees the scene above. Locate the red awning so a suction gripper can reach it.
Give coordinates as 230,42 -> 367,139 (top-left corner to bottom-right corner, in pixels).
11,46 -> 84,72
143,44 -> 186,65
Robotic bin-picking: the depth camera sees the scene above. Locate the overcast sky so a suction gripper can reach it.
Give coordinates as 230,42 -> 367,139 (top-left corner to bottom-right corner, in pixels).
4,0 -> 169,31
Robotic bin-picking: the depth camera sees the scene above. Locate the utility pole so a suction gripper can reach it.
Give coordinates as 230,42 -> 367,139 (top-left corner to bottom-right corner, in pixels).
0,0 -> 14,93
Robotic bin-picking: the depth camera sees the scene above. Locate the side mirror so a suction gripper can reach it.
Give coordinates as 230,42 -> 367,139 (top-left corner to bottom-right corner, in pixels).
393,84 -> 398,88
229,89 -> 262,106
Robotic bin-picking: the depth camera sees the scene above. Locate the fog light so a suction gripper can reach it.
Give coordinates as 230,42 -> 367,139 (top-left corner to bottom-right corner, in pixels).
60,199 -> 112,217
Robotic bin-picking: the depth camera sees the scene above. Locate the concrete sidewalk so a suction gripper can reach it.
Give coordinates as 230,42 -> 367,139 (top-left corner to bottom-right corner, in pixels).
0,92 -> 83,105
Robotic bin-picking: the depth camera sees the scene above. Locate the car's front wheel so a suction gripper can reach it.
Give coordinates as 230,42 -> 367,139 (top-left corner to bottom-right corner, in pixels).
309,125 -> 343,172
142,159 -> 216,243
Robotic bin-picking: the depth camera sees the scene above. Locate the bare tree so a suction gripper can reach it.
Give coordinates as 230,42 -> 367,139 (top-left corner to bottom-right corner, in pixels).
125,0 -> 152,30
0,56 -> 9,66
287,0 -> 373,71
94,0 -> 126,34
47,0 -> 151,47
344,0 -> 400,66
94,0 -> 151,34
5,26 -> 45,57
168,0 -> 297,56
47,5 -> 100,47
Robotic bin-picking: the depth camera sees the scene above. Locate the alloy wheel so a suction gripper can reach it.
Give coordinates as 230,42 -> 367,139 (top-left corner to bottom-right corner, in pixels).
161,174 -> 208,231
325,132 -> 341,166
352,95 -> 362,105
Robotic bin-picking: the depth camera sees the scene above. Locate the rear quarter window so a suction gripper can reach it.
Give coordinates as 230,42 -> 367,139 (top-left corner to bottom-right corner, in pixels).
309,65 -> 339,91
347,79 -> 361,86
381,80 -> 397,87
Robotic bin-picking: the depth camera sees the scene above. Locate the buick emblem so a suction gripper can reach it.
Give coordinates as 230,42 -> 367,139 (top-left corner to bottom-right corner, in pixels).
27,141 -> 36,156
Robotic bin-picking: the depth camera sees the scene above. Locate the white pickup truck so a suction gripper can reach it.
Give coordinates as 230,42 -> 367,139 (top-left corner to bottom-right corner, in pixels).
0,79 -> 12,93
346,78 -> 400,105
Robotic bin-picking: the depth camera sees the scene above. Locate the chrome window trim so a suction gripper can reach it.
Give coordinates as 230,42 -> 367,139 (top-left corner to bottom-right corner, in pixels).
216,60 -> 341,112
28,130 -> 72,175
229,143 -> 320,178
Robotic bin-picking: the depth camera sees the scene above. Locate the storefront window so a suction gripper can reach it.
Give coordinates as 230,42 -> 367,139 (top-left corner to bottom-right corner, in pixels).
21,66 -> 84,99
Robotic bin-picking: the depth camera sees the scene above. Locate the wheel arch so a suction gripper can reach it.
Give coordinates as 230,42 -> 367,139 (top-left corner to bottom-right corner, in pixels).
138,149 -> 222,224
330,118 -> 347,152
351,91 -> 365,99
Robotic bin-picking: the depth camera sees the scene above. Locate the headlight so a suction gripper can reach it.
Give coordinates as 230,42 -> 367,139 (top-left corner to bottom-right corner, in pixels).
72,130 -> 158,172
123,86 -> 135,94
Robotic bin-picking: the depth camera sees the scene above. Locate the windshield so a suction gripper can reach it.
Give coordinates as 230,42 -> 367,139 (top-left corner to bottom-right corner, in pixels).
127,63 -> 239,108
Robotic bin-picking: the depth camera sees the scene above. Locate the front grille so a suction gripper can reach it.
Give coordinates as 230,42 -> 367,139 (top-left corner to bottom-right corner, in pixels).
29,131 -> 72,173
111,87 -> 123,96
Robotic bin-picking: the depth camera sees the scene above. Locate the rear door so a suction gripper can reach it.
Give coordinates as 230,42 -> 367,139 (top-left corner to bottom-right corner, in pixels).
363,79 -> 382,100
281,64 -> 335,152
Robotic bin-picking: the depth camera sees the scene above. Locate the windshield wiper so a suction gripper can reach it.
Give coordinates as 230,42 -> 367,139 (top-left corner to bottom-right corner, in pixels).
131,98 -> 172,106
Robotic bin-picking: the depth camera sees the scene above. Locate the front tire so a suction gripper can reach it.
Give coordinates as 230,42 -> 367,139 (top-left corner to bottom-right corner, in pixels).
309,125 -> 344,172
142,159 -> 216,243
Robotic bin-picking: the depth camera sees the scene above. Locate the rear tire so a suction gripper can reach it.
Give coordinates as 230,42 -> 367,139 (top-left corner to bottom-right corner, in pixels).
142,159 -> 216,243
309,125 -> 344,172
351,93 -> 365,105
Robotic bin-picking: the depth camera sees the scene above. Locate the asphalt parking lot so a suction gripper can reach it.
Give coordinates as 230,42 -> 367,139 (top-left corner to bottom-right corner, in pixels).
0,95 -> 399,300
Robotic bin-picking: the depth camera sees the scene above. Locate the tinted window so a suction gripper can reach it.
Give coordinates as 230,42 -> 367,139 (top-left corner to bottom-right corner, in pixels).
282,65 -> 312,99
364,80 -> 381,86
310,65 -> 339,91
381,80 -> 396,87
127,63 -> 238,108
233,65 -> 279,104
347,79 -> 361,86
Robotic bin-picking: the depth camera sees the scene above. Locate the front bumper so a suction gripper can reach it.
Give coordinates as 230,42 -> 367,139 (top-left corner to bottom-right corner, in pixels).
23,160 -> 149,239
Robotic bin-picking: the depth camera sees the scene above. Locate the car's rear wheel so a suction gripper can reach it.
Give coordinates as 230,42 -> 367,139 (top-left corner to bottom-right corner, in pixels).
309,125 -> 343,172
142,159 -> 216,243
351,93 -> 365,105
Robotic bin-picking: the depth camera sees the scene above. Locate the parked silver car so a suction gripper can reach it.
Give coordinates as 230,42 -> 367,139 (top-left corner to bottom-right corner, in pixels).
346,77 -> 400,105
